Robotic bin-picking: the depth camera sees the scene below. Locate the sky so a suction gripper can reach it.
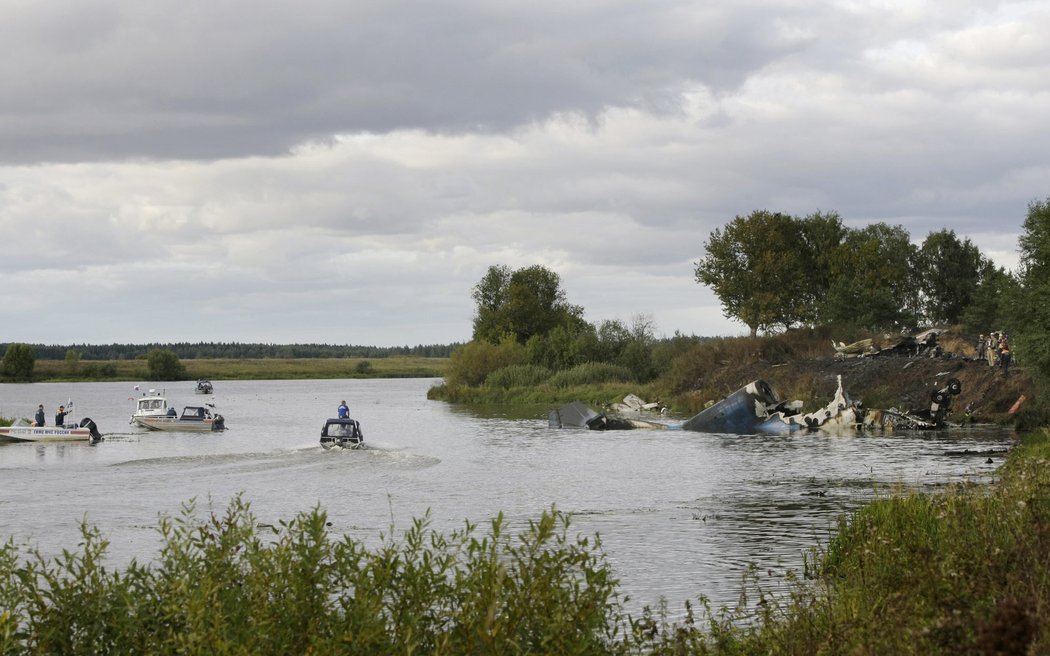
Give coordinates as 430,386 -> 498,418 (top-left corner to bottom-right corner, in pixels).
1,1 -> 1046,347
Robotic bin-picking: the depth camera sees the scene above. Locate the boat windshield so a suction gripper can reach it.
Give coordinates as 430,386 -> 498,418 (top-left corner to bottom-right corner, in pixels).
181,407 -> 209,421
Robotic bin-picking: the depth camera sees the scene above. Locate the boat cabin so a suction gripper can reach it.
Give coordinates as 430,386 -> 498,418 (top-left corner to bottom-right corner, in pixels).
181,406 -> 214,421
320,418 -> 364,448
133,391 -> 170,418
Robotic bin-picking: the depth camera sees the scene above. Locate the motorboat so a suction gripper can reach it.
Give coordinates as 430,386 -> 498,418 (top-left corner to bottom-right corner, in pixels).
320,418 -> 364,449
130,389 -> 172,424
195,379 -> 214,394
134,405 -> 227,432
1,417 -> 102,443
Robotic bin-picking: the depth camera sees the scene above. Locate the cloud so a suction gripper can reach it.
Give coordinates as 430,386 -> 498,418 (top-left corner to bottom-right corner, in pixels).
0,1 -> 1045,345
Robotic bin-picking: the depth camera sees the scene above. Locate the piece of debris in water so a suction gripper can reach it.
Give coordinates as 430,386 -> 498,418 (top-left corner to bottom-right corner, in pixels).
548,400 -> 666,430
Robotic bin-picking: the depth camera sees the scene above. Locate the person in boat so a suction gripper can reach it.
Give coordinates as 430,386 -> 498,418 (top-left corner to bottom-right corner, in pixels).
338,400 -> 350,418
34,404 -> 46,427
55,405 -> 69,428
166,407 -> 177,417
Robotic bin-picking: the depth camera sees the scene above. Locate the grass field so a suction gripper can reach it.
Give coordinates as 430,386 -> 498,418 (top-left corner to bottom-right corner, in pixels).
31,356 -> 448,382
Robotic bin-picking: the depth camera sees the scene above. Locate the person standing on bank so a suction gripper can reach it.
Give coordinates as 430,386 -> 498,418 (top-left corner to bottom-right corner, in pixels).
337,400 -> 350,419
34,404 -> 46,427
54,405 -> 70,427
1000,347 -> 1012,376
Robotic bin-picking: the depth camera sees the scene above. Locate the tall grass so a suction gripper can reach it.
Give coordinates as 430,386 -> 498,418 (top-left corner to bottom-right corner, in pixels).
484,364 -> 552,389
546,363 -> 635,388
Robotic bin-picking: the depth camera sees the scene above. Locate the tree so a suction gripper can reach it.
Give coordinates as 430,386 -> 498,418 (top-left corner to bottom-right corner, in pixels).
1,343 -> 36,382
64,349 -> 81,377
796,211 -> 847,324
147,349 -> 187,381
695,210 -> 813,337
471,265 -> 585,345
915,230 -> 987,325
471,265 -> 514,343
960,262 -> 1015,334
1009,197 -> 1050,390
820,223 -> 920,331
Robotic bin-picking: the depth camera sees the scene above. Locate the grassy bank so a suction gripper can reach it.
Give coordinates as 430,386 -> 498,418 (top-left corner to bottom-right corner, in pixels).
646,428 -> 1050,654
2,431 -> 1047,654
30,356 -> 447,382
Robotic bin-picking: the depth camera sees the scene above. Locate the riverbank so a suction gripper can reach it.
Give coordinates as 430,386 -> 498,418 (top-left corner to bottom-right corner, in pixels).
644,427 -> 1049,654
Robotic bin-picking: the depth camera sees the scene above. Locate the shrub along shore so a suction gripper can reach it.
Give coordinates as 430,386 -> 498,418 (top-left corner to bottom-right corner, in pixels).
1,432 -> 1046,653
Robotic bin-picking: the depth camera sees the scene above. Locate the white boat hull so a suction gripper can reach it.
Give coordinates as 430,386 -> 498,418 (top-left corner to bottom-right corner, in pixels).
0,425 -> 92,443
133,417 -> 223,432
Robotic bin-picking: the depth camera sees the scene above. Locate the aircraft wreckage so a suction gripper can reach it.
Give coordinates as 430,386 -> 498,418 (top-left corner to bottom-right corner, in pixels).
549,375 -> 962,435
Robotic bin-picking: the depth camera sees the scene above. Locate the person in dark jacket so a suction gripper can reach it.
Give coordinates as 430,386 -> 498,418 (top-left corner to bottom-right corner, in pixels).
34,404 -> 45,427
54,405 -> 69,427
1000,348 -> 1012,376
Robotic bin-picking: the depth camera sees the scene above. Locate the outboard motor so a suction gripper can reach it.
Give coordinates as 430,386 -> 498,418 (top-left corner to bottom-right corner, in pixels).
212,414 -> 226,431
80,417 -> 103,443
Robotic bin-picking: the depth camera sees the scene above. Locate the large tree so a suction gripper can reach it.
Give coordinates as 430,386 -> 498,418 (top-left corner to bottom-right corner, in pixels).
471,264 -> 585,345
695,210 -> 814,337
1,343 -> 36,382
797,211 -> 848,324
1010,197 -> 1050,389
915,229 -> 987,325
820,223 -> 921,331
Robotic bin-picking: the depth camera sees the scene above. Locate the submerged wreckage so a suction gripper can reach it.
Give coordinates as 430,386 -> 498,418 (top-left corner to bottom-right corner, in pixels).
550,375 -> 962,435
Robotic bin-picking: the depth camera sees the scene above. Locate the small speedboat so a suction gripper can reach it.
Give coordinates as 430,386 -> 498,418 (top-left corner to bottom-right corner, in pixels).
0,418 -> 103,443
135,405 -> 227,432
195,379 -> 214,394
320,418 -> 364,449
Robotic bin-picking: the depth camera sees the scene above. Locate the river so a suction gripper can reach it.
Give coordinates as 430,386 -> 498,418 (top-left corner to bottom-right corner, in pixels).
0,378 -> 1014,612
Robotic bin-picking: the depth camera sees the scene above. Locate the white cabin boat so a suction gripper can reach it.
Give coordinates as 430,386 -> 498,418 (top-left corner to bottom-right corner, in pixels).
130,389 -> 172,424
134,405 -> 226,432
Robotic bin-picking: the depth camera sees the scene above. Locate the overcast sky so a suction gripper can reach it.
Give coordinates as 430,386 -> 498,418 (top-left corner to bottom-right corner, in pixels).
1,1 -> 1045,347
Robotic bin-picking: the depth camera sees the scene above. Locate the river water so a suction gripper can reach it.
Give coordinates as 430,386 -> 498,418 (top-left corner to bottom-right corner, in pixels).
0,378 -> 1014,612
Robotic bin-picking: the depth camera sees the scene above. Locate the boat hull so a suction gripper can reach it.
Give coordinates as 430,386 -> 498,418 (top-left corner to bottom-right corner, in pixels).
0,426 -> 92,443
133,417 -> 224,432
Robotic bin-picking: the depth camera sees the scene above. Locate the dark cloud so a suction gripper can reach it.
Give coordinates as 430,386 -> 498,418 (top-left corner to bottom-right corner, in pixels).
1,0 -> 812,164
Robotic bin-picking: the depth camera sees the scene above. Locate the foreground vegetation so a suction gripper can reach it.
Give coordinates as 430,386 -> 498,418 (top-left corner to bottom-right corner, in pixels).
2,430 -> 1047,654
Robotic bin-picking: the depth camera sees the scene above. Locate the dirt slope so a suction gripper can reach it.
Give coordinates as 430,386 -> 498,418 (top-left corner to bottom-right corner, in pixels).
759,353 -> 1029,424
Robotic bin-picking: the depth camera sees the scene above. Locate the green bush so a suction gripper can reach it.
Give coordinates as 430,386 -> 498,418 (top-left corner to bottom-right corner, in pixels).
0,498 -> 626,655
484,364 -> 552,389
445,338 -> 526,387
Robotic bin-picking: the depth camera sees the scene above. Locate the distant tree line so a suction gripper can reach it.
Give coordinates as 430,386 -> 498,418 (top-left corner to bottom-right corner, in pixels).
4,342 -> 460,362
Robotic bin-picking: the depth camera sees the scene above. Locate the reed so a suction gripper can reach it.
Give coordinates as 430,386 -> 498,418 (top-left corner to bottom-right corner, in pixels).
484,364 -> 553,389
